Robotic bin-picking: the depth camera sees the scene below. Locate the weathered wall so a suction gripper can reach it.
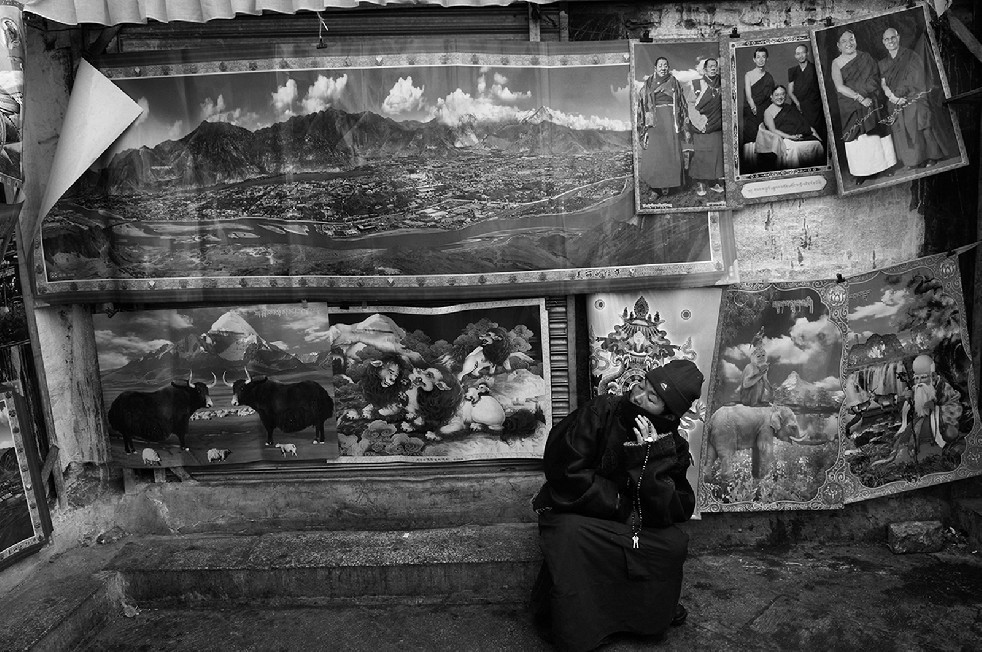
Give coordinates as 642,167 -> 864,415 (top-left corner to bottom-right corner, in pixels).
14,1 -> 978,550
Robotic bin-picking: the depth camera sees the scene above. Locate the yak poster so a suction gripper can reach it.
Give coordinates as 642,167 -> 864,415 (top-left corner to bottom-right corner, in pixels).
329,300 -> 551,462
587,289 -> 722,515
94,303 -> 339,468
36,40 -> 729,303
841,254 -> 981,502
700,282 -> 848,512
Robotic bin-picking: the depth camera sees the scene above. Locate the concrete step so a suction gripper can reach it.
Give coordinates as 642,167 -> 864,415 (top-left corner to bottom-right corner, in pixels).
106,524 -> 541,608
0,543 -> 123,652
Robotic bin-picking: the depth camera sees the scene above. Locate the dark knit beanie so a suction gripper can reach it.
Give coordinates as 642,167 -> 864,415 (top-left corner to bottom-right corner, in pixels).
646,360 -> 705,417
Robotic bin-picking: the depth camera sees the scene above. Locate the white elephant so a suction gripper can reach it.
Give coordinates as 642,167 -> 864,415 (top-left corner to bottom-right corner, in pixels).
704,404 -> 802,481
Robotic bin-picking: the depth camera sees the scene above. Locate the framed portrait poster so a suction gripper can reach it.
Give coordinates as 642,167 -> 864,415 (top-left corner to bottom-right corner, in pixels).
813,5 -> 967,195
36,40 -> 734,304
631,39 -> 729,213
0,1 -> 22,186
721,30 -> 835,204
0,385 -> 50,570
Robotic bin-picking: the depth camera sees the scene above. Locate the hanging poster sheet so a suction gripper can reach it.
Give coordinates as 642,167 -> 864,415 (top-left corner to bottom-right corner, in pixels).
699,282 -> 848,512
36,40 -> 734,304
0,386 -> 49,570
631,39 -> 729,213
841,254 -> 981,503
329,300 -> 550,462
94,303 -> 340,468
0,2 -> 22,186
813,5 -> 967,196
587,289 -> 722,516
721,30 -> 835,204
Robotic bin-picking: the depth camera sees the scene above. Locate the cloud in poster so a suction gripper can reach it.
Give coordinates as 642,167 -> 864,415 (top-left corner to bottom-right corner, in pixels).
720,359 -> 742,384
284,311 -> 334,345
95,330 -> 172,371
849,288 -> 910,322
382,76 -> 430,117
301,74 -> 348,114
134,97 -> 150,126
272,78 -> 299,117
611,83 -> 631,106
722,315 -> 839,370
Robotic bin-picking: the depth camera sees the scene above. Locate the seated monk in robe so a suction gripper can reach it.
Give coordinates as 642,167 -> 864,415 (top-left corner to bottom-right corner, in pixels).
763,86 -> 825,169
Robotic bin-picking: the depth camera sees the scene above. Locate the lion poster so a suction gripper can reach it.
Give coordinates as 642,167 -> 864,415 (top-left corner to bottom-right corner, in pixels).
700,282 -> 848,512
328,300 -> 551,462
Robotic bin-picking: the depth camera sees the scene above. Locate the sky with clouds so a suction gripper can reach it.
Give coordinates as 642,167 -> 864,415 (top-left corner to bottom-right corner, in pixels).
718,288 -> 843,399
0,404 -> 10,449
847,272 -> 916,345
110,62 -> 632,154
93,304 -> 334,372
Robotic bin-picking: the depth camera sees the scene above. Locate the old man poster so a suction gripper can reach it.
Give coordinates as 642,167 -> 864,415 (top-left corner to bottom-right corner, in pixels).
700,282 -> 848,512
329,300 -> 550,462
94,303 -> 340,468
841,254 -> 981,502
813,5 -> 967,195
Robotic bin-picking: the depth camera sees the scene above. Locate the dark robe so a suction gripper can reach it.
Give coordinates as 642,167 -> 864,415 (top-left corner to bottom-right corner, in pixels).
690,74 -> 724,181
878,46 -> 955,167
531,395 -> 695,651
837,51 -> 882,142
772,103 -> 817,140
742,70 -> 775,144
636,74 -> 686,189
788,60 -> 824,140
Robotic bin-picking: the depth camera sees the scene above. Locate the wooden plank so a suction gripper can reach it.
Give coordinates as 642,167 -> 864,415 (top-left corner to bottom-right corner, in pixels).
170,466 -> 198,484
948,14 -> 982,63
153,468 -> 166,483
122,467 -> 140,495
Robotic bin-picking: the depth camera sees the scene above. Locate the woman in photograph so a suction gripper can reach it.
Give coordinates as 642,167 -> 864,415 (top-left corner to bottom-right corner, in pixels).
830,29 -> 896,181
637,56 -> 688,198
762,85 -> 825,169
742,47 -> 775,146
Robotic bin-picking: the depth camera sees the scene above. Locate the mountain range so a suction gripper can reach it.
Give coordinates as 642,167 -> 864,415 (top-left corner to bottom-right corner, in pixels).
104,310 -> 325,382
93,106 -> 631,194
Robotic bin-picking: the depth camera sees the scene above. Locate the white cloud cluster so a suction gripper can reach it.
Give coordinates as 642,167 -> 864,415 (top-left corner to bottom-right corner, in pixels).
848,287 -> 909,322
134,97 -> 150,126
302,74 -> 348,114
766,315 -> 840,366
382,76 -> 430,116
272,78 -> 299,118
95,330 -> 173,371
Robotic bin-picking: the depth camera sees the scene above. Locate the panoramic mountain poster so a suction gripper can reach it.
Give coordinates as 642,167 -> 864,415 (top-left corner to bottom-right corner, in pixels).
94,303 -> 340,468
36,40 -> 731,303
0,386 -> 48,569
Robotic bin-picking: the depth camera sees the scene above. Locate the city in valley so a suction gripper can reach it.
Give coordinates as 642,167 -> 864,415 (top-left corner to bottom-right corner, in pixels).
47,150 -> 632,240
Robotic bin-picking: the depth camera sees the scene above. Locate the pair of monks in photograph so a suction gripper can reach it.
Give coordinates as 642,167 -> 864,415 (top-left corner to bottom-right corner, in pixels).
636,56 -> 724,199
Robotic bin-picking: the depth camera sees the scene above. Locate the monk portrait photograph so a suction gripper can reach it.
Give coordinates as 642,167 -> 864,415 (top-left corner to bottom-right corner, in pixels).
631,39 -> 728,213
732,37 -> 828,177
813,5 -> 967,195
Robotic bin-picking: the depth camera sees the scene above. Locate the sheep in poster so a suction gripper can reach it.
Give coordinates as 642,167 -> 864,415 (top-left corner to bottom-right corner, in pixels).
141,448 -> 161,466
224,369 -> 334,445
207,448 -> 232,463
107,372 -> 217,453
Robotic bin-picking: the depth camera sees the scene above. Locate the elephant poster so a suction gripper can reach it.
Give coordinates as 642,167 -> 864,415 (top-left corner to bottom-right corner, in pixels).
94,303 -> 340,468
700,281 -> 848,512
587,289 -> 722,516
840,254 -> 981,503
